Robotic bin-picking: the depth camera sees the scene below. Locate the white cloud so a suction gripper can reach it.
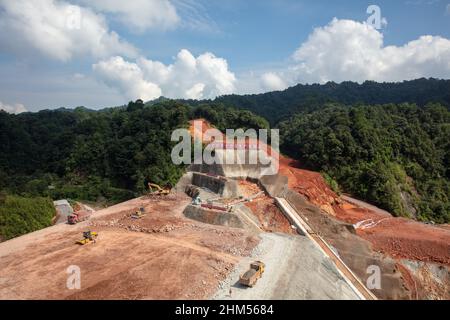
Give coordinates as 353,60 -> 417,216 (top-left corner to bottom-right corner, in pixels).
77,0 -> 179,32
261,72 -> 288,91
446,4 -> 450,15
93,56 -> 161,101
0,101 -> 27,114
172,0 -> 220,33
280,18 -> 450,84
93,49 -> 236,101
0,0 -> 137,62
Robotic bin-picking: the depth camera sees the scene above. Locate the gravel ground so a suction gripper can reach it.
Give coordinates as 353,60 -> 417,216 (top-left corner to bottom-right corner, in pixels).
212,232 -> 361,300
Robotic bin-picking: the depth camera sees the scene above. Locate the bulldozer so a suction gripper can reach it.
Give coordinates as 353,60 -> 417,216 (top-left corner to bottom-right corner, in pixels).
148,182 -> 170,196
131,207 -> 146,219
239,261 -> 265,287
76,231 -> 98,245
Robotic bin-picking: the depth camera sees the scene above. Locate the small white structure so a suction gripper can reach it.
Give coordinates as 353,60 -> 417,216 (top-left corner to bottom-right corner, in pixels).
53,200 -> 74,224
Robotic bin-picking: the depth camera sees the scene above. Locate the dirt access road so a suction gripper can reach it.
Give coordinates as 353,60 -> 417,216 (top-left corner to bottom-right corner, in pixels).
213,233 -> 361,300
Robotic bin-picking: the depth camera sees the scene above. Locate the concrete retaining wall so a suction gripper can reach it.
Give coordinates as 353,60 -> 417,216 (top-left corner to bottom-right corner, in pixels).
188,149 -> 278,180
191,173 -> 240,198
183,204 -> 244,229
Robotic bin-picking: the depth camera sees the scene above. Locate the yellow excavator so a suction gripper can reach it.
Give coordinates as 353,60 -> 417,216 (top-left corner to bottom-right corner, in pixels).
148,182 -> 170,196
76,231 -> 98,245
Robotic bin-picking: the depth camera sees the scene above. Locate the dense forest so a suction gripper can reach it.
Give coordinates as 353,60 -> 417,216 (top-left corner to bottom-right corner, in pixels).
279,103 -> 450,223
1,78 -> 449,240
182,78 -> 450,124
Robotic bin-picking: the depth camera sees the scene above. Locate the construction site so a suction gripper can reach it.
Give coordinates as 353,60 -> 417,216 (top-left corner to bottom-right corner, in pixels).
0,120 -> 448,300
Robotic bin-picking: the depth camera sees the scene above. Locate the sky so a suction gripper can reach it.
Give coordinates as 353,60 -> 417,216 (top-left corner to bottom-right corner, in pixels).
0,0 -> 450,113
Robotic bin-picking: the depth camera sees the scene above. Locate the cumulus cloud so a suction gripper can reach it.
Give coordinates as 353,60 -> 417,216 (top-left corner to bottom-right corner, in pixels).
0,102 -> 27,114
260,72 -> 288,91
0,0 -> 137,61
93,49 -> 236,101
77,0 -> 179,32
279,18 -> 450,84
93,56 -> 161,101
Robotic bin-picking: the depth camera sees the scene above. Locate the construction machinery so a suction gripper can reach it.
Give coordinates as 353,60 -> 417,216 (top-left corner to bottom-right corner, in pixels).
68,211 -> 91,225
148,183 -> 170,196
76,231 -> 98,245
239,261 -> 265,287
185,185 -> 200,199
131,207 -> 146,219
192,196 -> 202,206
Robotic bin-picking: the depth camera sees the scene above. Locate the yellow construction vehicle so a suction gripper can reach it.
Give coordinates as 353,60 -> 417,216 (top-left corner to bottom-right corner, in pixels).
239,261 -> 265,287
76,231 -> 98,245
131,207 -> 146,219
148,182 -> 170,196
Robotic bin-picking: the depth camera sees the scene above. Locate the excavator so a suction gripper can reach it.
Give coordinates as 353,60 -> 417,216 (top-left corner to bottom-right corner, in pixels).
76,231 -> 98,245
148,182 -> 171,196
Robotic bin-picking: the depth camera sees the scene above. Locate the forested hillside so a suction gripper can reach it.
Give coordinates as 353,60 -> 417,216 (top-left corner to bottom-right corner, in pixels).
189,78 -> 450,124
279,103 -> 450,223
0,194 -> 55,241
0,101 -> 268,199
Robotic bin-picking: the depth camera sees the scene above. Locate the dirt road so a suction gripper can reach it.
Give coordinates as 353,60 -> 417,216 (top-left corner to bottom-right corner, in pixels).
212,233 -> 361,300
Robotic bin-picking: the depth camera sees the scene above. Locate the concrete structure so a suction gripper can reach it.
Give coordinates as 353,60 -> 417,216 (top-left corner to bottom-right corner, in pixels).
183,204 -> 244,229
181,158 -> 375,300
53,199 -> 73,224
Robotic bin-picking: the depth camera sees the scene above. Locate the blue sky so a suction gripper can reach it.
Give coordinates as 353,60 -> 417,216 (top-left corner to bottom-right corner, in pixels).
0,0 -> 449,112
114,0 -> 450,69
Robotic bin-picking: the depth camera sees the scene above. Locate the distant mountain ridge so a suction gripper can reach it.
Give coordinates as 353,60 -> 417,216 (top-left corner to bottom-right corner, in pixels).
175,78 -> 450,124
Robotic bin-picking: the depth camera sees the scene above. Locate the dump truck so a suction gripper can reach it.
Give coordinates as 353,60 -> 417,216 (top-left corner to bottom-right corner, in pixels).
68,210 -> 91,225
239,261 -> 265,287
76,231 -> 98,245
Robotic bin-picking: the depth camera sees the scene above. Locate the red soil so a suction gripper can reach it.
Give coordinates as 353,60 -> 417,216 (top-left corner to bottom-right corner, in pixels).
278,157 -> 339,216
245,197 -> 296,235
279,155 -> 450,265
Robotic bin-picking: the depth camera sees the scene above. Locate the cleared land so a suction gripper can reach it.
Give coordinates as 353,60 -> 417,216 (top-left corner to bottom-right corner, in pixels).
0,194 -> 258,300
